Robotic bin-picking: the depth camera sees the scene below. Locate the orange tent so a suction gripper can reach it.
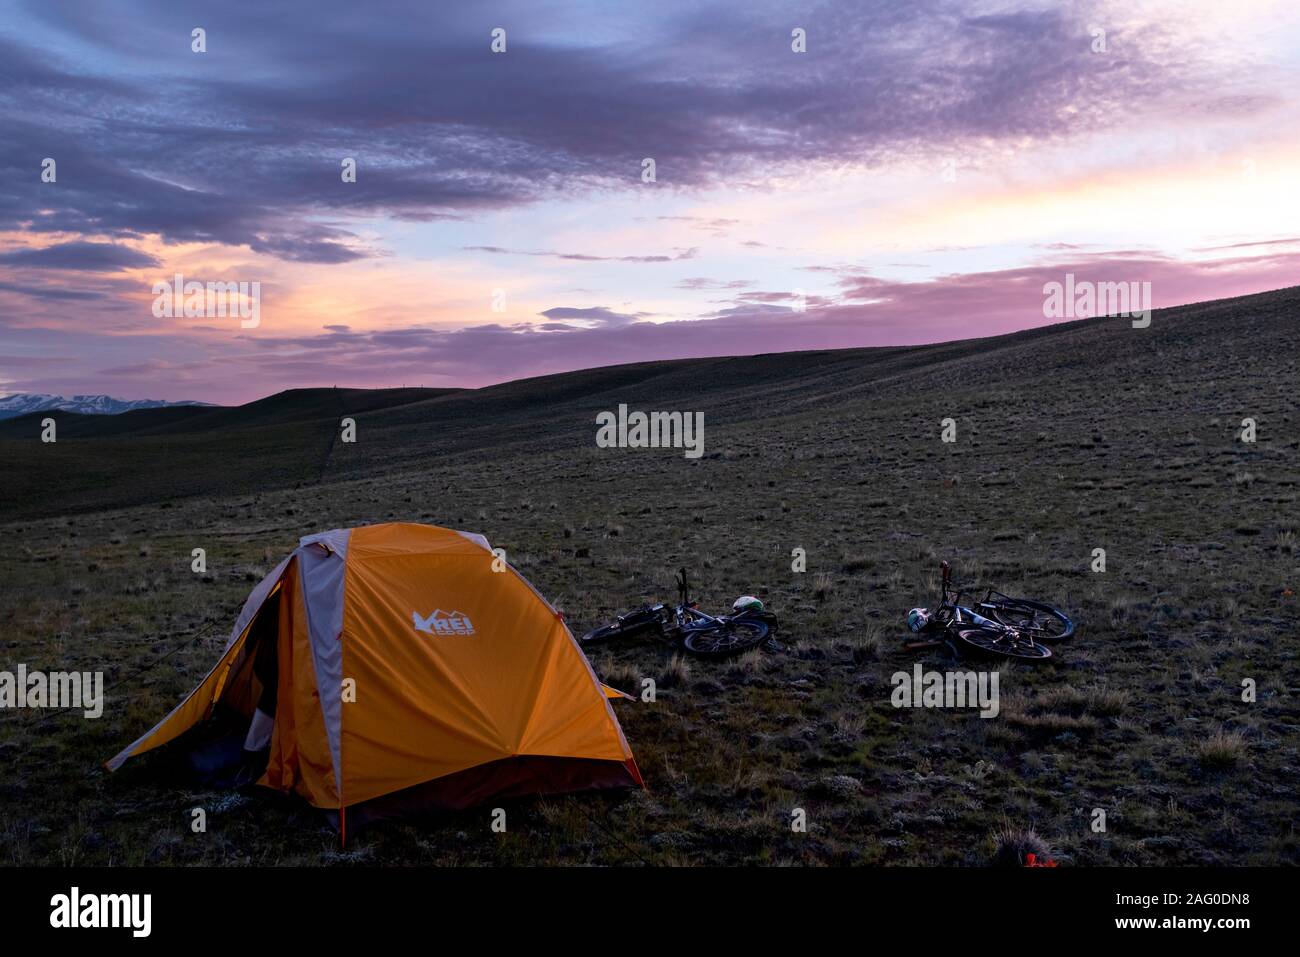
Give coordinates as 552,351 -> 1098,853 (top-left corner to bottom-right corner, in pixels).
108,523 -> 641,829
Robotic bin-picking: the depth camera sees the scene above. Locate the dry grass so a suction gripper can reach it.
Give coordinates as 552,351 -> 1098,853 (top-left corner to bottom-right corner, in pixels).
1,288 -> 1299,865
987,820 -> 1055,867
1196,729 -> 1249,771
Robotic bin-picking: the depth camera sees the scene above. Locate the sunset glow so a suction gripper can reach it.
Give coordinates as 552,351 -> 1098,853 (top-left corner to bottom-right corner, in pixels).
3,0 -> 1299,402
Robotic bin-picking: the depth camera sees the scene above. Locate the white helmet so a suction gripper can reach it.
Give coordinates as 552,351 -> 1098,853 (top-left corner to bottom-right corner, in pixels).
906,607 -> 932,633
732,595 -> 764,614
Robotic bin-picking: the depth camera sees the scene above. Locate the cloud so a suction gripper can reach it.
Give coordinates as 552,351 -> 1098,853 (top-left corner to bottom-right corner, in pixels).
1,0 -> 1295,403
1194,237 -> 1300,252
463,245 -> 699,264
0,353 -> 71,368
249,229 -> 369,264
0,241 -> 159,271
733,291 -> 816,304
237,248 -> 1300,387
677,277 -> 755,290
11,245 -> 1292,403
641,216 -> 741,234
539,306 -> 648,326
0,280 -> 105,301
0,0 -> 1259,266
703,302 -> 798,320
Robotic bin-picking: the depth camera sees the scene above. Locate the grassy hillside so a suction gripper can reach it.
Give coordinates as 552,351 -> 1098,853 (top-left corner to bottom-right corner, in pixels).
0,287 -> 1297,866
0,388 -> 459,517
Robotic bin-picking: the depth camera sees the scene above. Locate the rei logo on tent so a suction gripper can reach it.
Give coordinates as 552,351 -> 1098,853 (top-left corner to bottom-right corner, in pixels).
412,609 -> 475,636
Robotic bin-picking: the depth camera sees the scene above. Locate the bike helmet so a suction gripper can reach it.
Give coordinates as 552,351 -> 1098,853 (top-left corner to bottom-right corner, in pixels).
906,607 -> 932,633
732,595 -> 764,614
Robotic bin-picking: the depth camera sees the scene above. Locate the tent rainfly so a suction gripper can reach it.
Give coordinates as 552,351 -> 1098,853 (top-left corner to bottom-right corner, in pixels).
107,523 -> 641,833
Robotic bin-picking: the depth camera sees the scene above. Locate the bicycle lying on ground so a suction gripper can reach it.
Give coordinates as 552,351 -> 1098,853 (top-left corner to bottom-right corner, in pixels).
579,568 -> 777,659
905,560 -> 1074,662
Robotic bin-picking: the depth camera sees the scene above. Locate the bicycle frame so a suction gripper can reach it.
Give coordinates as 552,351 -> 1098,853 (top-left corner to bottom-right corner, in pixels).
937,562 -> 1010,633
672,566 -> 774,632
674,568 -> 722,629
616,603 -> 665,626
915,560 -> 1062,661
605,569 -> 731,636
581,566 -> 775,657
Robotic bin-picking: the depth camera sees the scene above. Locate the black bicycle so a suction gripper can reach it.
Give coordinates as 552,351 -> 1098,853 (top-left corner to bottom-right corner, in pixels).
906,561 -> 1074,662
580,568 -> 776,659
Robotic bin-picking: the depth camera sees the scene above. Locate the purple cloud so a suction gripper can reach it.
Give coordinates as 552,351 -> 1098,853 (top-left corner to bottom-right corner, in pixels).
539,306 -> 648,326
0,241 -> 159,271
0,1 -> 1245,265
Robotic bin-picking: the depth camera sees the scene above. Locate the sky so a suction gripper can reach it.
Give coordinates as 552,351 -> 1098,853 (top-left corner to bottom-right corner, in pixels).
2,0 -> 1299,405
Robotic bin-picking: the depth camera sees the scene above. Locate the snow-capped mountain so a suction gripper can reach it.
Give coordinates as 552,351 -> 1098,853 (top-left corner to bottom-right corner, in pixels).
0,393 -> 212,420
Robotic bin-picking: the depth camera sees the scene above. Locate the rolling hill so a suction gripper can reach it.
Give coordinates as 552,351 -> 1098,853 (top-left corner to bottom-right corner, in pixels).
0,285 -> 1297,867
1,286 -> 1297,521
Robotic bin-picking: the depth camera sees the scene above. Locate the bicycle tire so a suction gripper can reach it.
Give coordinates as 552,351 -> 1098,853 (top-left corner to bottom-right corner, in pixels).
988,598 -> 1075,642
681,618 -> 770,658
953,626 -> 1052,661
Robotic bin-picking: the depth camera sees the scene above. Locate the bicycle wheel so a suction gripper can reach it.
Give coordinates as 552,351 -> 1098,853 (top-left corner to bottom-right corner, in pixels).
579,609 -> 662,645
988,599 -> 1074,642
681,618 -> 770,658
953,626 -> 1052,661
